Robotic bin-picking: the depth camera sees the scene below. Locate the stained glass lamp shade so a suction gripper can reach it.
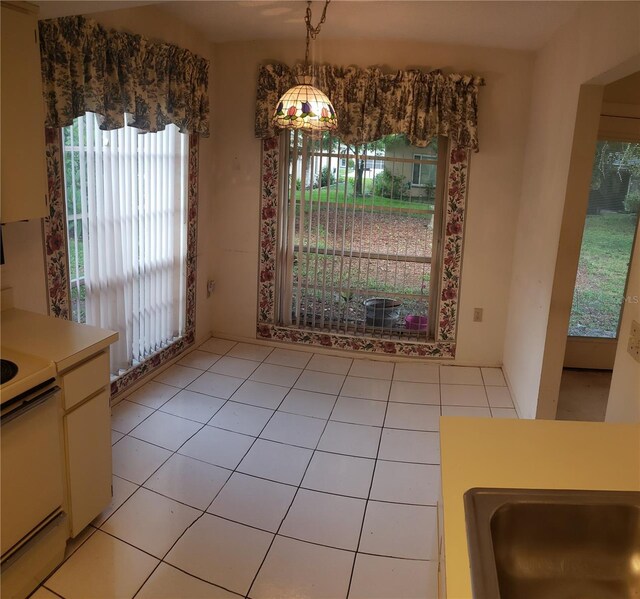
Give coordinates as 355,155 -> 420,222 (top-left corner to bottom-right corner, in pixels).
273,82 -> 337,132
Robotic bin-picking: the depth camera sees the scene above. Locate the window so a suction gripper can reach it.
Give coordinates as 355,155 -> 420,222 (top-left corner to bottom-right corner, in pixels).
61,113 -> 189,377
275,132 -> 446,341
569,140 -> 640,338
412,148 -> 437,187
258,135 -> 470,357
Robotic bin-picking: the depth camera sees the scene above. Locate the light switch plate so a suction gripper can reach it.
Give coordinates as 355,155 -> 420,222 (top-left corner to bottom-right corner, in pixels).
628,319 -> 640,363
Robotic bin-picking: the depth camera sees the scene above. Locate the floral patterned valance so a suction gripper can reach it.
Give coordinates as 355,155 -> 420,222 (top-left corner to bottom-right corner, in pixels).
39,16 -> 210,136
256,63 -> 484,151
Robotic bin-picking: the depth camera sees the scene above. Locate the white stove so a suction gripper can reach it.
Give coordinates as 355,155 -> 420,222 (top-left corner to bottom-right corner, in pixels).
1,345 -> 67,599
0,347 -> 56,405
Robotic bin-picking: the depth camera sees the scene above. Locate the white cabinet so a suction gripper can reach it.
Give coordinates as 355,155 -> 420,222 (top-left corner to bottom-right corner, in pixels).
60,350 -> 112,537
64,389 -> 111,536
0,1 -> 48,223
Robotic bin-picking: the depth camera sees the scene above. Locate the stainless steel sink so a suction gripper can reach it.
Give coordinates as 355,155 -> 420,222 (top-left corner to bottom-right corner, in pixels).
464,488 -> 640,599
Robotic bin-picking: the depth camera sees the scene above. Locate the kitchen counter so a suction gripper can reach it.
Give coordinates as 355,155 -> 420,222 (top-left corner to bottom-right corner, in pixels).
1,307 -> 117,597
439,417 -> 640,599
1,308 -> 118,373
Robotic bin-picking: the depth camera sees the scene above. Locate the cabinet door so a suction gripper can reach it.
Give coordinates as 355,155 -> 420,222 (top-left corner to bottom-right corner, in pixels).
1,3 -> 48,223
65,389 -> 112,536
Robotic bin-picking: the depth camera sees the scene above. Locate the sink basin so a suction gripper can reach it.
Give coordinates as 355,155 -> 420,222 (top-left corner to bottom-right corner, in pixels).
464,488 -> 640,599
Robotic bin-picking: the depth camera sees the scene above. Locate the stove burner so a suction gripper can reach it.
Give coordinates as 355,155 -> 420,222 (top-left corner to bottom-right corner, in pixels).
1,359 -> 19,384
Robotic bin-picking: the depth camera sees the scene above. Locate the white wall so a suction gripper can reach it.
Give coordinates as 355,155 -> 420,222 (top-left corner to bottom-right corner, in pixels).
606,216 -> 640,423
503,2 -> 640,419
0,5 -> 215,344
209,38 -> 533,365
604,71 -> 640,421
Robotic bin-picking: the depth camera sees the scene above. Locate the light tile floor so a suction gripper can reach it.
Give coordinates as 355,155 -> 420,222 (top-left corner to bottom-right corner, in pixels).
36,340 -> 517,599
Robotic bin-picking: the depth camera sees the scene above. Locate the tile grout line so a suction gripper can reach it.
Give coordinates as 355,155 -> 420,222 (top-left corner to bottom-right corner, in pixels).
74,344 -> 241,597
128,343 -> 284,598
59,346 -> 290,592
73,527 -> 244,599
121,391 -> 459,437
122,381 -> 181,411
344,361 -> 397,599
120,347 -> 290,446
243,366 -> 352,599
131,349 -> 309,599
275,532 -> 437,563
96,407 -> 216,528
42,339 -> 511,598
113,358 -> 236,435
40,586 -> 65,599
111,367 -> 483,548
116,463 -> 439,513
113,358 -> 445,555
36,396 -> 217,599
114,431 -> 443,488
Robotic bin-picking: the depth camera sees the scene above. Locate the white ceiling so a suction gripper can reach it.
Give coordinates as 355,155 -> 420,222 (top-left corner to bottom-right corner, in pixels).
37,0 -> 600,51
37,1 -> 159,19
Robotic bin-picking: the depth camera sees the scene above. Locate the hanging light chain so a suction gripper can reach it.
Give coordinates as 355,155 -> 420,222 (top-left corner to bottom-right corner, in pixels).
273,0 -> 337,132
304,0 -> 331,66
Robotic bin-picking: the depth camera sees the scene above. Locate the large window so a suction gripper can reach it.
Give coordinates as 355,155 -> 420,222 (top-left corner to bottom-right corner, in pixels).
276,132 -> 446,341
258,135 -> 470,358
61,113 -> 189,376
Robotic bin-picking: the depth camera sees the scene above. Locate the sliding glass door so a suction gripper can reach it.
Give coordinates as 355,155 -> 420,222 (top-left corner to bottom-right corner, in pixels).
569,140 -> 640,339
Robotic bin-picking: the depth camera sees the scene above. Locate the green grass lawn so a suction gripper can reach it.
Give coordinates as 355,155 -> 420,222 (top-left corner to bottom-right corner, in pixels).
295,187 -> 434,212
569,212 -> 638,337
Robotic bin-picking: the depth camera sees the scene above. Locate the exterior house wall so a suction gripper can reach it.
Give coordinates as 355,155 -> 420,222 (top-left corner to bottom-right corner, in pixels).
381,142 -> 438,201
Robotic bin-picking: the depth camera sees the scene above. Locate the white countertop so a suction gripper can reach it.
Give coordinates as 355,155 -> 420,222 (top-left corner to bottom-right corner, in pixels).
439,416 -> 640,599
1,308 -> 118,373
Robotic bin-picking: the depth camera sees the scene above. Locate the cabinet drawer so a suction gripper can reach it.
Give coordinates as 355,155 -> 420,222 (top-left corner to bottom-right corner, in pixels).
62,351 -> 110,410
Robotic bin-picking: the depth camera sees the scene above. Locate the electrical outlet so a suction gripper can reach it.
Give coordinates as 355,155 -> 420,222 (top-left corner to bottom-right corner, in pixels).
628,319 -> 640,363
207,280 -> 216,297
473,308 -> 483,322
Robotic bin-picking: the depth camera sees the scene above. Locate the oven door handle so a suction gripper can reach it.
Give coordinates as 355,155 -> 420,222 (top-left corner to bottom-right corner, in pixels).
1,386 -> 60,426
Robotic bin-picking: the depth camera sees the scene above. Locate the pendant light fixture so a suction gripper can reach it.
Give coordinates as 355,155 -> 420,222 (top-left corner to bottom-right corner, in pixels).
273,0 -> 337,133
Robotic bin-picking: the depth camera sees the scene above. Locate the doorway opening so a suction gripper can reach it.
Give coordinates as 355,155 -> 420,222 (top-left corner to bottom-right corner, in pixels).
559,72 -> 640,421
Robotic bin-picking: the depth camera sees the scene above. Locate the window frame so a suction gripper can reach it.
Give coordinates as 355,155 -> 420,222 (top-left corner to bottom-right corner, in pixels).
411,152 -> 438,186
257,135 -> 471,359
43,126 -> 200,398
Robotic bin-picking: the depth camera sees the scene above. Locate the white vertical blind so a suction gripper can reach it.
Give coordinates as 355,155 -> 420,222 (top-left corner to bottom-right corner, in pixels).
62,112 -> 188,375
280,131 -> 443,341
